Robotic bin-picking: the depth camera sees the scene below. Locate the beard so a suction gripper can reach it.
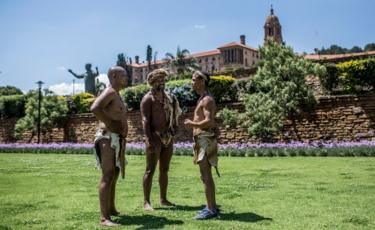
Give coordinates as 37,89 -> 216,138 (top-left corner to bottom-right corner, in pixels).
156,84 -> 165,91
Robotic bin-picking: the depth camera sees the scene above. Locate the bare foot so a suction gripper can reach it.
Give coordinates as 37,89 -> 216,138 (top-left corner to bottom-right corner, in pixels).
160,199 -> 175,207
100,219 -> 120,227
144,202 -> 154,211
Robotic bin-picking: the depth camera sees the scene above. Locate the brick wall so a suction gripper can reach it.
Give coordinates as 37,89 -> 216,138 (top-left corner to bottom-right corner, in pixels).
1,94 -> 375,143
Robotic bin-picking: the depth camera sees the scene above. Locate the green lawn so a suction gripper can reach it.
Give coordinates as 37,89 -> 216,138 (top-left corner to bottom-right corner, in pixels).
0,154 -> 374,230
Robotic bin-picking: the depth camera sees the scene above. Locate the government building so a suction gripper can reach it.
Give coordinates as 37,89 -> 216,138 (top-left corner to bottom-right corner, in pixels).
130,7 -> 283,84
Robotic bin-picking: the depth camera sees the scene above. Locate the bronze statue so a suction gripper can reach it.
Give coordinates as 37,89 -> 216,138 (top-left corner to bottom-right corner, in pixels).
90,66 -> 128,227
68,63 -> 99,95
140,68 -> 182,211
184,71 -> 220,220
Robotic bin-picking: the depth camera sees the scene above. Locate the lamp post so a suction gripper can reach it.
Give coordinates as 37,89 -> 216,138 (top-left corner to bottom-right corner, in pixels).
72,79 -> 75,95
36,81 -> 44,143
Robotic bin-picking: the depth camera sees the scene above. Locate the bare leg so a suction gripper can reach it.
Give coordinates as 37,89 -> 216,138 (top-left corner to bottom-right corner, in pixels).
143,141 -> 161,211
109,168 -> 120,216
159,142 -> 174,206
199,157 -> 217,210
98,139 -> 119,226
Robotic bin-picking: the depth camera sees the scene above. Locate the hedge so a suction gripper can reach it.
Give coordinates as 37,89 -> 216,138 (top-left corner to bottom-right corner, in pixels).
320,58 -> 375,94
0,95 -> 26,119
121,75 -> 237,110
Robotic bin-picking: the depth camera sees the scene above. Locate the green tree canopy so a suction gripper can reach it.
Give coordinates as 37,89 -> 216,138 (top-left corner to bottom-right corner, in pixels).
14,90 -> 69,141
164,46 -> 200,75
0,85 -> 23,96
218,42 -> 325,141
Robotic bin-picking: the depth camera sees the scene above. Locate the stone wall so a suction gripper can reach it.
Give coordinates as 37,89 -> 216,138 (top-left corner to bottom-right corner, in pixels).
1,95 -> 375,143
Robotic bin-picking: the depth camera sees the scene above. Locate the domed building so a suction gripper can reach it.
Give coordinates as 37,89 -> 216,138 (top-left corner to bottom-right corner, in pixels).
264,6 -> 283,44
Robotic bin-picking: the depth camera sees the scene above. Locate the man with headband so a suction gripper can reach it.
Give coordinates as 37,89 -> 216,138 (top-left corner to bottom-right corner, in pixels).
91,66 -> 129,226
184,70 -> 220,220
140,68 -> 182,211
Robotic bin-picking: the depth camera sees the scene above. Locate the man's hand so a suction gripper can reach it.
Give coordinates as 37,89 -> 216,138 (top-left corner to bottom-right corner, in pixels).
184,119 -> 194,128
68,69 -> 73,73
95,66 -> 99,72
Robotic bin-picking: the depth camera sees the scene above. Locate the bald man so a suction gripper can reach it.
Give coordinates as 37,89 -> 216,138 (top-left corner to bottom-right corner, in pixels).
90,66 -> 129,227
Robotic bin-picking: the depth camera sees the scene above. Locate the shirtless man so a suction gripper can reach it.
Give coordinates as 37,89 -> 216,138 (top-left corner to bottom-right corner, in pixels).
184,71 -> 220,220
90,66 -> 128,226
140,69 -> 181,211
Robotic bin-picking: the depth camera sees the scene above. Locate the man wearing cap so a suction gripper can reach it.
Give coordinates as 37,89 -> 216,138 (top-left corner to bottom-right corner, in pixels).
140,68 -> 182,211
91,66 -> 129,226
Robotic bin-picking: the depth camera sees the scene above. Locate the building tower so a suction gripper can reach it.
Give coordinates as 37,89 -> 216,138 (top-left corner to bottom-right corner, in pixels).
264,5 -> 283,44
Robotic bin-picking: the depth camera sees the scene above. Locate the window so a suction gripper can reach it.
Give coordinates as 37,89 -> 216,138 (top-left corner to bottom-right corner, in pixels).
205,58 -> 208,62
269,28 -> 273,36
212,57 -> 216,61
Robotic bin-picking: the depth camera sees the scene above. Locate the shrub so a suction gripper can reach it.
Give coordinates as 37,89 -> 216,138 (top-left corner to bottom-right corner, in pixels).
216,107 -> 239,128
336,58 -> 375,94
0,85 -> 23,96
14,91 -> 69,140
319,63 -> 339,94
121,84 -> 151,110
0,95 -> 26,118
209,75 -> 237,102
71,92 -> 95,113
121,76 -> 237,110
219,42 -> 325,141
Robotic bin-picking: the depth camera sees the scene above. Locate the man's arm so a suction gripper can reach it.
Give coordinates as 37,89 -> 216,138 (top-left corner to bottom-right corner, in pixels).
90,90 -> 121,133
95,67 -> 99,77
68,69 -> 84,79
140,95 -> 155,145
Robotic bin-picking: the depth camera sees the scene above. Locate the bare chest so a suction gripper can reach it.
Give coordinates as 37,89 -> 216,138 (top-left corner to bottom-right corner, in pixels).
107,97 -> 127,117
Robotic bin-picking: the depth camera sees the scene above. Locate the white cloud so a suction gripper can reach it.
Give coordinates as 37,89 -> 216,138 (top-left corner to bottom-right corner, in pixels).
48,74 -> 108,96
98,73 -> 109,86
49,82 -> 84,96
193,24 -> 207,30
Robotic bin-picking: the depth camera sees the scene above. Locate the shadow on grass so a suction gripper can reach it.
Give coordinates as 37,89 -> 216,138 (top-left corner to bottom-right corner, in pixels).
155,204 -> 205,211
220,212 -> 272,222
116,214 -> 183,229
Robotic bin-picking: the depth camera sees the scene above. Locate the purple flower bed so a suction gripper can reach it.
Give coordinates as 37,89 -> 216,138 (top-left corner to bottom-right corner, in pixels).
0,140 -> 375,156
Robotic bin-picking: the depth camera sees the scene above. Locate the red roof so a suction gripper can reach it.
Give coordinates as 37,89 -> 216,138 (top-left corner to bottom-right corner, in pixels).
191,49 -> 220,58
305,50 -> 375,61
218,42 -> 258,51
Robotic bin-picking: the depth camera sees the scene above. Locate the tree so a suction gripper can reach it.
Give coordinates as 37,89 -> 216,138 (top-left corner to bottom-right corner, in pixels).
146,45 -> 153,72
0,85 -> 23,96
116,53 -> 133,86
164,46 -> 199,75
364,43 -> 375,52
219,42 -> 325,141
350,46 -> 363,53
14,90 -> 68,141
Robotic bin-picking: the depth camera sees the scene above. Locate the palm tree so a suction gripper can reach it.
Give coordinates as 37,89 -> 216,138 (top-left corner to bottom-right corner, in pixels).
164,46 -> 199,75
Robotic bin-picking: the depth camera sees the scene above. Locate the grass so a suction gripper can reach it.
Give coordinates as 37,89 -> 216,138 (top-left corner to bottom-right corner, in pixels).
0,154 -> 375,229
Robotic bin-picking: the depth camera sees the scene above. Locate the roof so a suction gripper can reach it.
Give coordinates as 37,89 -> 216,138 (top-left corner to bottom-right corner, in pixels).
130,59 -> 168,68
190,50 -> 220,58
305,50 -> 375,61
218,42 -> 258,51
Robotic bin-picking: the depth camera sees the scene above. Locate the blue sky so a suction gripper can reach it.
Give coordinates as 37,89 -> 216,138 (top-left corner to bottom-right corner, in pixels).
0,0 -> 374,93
